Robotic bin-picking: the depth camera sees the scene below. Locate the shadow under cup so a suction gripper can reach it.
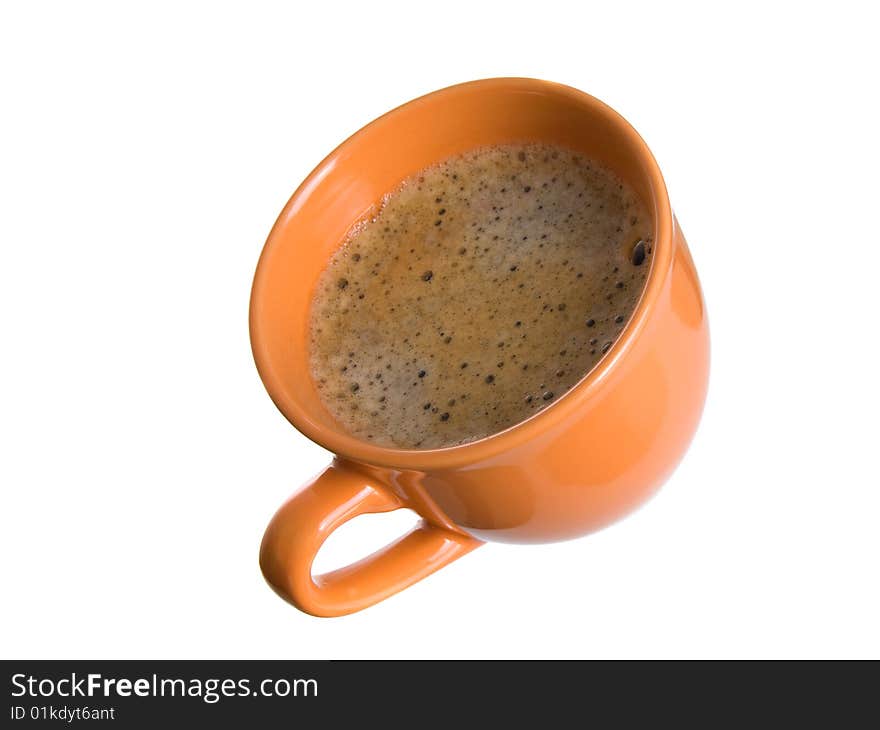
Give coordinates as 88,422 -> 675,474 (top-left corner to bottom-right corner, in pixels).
251,79 -> 665,459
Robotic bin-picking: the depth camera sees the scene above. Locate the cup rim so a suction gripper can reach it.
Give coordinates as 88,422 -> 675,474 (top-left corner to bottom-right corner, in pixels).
250,77 -> 674,471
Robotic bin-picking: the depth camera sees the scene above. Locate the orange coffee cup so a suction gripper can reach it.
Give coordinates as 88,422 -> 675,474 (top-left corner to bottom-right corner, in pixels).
251,78 -> 709,617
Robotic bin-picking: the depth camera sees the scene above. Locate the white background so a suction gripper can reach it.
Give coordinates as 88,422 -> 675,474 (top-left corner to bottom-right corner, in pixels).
2,1 -> 878,659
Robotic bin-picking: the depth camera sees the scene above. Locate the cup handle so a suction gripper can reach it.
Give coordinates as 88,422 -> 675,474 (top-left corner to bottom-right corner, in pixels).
260,459 -> 482,617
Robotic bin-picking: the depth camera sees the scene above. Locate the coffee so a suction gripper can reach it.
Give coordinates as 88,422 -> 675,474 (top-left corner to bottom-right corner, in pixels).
308,143 -> 652,449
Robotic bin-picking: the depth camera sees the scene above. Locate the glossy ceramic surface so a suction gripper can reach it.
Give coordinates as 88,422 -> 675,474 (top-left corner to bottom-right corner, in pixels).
252,78 -> 709,616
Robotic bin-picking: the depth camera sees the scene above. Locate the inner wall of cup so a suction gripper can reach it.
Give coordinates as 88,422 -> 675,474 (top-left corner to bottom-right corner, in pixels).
254,81 -> 660,438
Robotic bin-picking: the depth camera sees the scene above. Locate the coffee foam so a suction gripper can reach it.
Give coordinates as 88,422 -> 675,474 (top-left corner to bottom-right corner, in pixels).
309,143 -> 652,449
